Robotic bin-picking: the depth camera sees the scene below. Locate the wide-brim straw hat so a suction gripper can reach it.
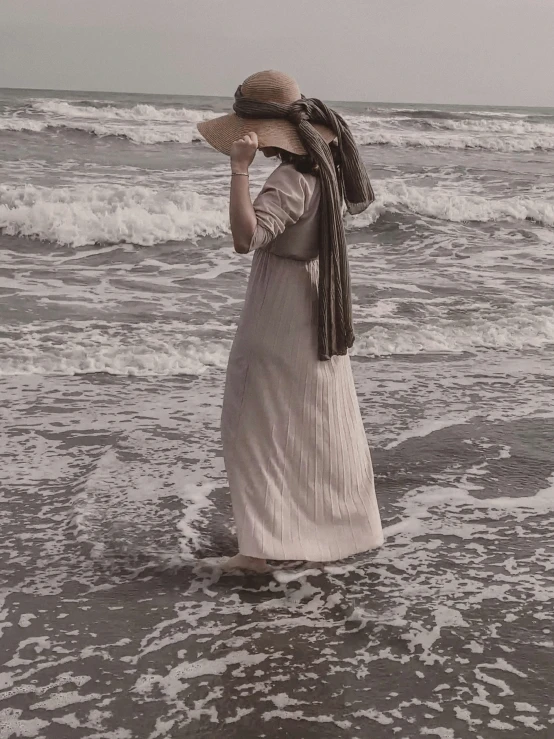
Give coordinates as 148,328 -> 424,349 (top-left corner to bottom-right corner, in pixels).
197,70 -> 336,156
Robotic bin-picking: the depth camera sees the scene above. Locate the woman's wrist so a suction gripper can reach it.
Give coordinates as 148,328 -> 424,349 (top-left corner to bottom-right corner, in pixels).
230,160 -> 250,175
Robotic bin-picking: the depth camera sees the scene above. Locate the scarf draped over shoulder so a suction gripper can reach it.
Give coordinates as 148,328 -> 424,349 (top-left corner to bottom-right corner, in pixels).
234,87 -> 375,360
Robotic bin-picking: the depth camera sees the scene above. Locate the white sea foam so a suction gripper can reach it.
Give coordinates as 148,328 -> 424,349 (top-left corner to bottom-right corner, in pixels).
30,99 -> 219,123
351,180 -> 554,228
1,305 -> 552,377
344,108 -> 554,152
0,118 -> 48,133
0,117 -> 201,144
352,307 -> 554,357
134,651 -> 269,698
365,106 -> 542,119
398,473 -> 554,530
432,118 -> 554,135
5,99 -> 553,152
0,98 -> 217,145
355,129 -> 554,152
7,119 -> 552,150
0,711 -> 49,737
0,183 -> 229,246
54,120 -> 201,144
0,326 -> 231,377
347,113 -> 554,136
2,178 -> 552,249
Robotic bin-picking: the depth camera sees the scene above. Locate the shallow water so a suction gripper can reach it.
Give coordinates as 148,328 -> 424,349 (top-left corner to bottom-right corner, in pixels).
1,88 -> 553,737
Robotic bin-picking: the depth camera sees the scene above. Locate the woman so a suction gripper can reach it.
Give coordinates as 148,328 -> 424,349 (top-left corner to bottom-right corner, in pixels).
197,70 -> 383,572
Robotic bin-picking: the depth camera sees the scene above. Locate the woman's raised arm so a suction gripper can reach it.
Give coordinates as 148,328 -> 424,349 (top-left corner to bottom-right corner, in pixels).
229,132 -> 258,253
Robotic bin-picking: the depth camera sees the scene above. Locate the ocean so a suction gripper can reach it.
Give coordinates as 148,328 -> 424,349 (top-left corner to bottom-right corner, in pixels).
0,88 -> 553,737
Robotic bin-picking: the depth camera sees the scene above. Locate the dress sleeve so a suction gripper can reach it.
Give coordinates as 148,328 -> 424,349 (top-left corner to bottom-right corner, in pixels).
248,164 -> 310,251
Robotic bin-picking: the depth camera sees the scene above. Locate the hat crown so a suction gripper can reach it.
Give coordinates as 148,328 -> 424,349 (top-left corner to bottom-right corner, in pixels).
241,70 -> 301,105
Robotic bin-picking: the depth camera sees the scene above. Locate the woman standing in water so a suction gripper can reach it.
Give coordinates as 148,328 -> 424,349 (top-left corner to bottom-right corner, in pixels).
197,70 -> 383,572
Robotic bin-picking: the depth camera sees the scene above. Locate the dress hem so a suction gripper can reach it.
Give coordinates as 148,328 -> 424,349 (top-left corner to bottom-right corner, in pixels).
238,536 -> 385,563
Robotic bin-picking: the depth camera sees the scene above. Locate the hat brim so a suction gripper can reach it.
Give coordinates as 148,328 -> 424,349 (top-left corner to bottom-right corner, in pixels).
197,113 -> 336,156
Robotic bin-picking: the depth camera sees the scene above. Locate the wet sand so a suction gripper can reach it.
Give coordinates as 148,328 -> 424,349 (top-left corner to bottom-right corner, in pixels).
1,365 -> 553,738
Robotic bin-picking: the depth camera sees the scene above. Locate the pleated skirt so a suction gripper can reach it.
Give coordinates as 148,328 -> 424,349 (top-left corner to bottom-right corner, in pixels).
221,249 -> 384,561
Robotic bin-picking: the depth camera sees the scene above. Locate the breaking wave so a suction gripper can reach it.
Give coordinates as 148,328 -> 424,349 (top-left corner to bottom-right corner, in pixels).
30,99 -> 218,123
355,130 -> 554,152
0,117 -> 202,144
0,184 -> 229,246
350,180 -> 554,228
3,98 -> 552,151
1,180 -> 552,248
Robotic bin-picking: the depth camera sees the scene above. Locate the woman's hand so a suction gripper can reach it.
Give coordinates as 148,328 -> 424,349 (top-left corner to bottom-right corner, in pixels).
230,132 -> 258,171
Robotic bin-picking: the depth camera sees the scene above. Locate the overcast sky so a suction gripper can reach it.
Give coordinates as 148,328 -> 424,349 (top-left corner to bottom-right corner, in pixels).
1,0 -> 553,106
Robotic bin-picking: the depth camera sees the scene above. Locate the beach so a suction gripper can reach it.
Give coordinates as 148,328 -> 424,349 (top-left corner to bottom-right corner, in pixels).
1,88 -> 553,737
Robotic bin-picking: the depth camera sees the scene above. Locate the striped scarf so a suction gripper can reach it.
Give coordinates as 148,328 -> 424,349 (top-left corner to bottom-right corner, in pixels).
234,87 -> 374,361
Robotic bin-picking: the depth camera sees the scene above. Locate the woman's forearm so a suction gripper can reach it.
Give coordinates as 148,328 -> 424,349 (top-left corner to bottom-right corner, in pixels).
228,132 -> 259,254
229,173 -> 256,254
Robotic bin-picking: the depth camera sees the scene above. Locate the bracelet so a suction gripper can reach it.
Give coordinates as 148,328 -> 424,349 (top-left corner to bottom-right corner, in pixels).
231,171 -> 249,177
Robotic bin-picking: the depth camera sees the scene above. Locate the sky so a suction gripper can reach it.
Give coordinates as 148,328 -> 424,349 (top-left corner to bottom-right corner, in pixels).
1,0 -> 553,106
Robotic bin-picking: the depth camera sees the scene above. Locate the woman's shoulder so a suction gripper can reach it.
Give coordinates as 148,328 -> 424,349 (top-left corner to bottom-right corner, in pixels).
264,162 -> 317,198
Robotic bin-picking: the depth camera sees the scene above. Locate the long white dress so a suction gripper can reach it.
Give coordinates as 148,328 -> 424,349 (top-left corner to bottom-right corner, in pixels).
221,163 -> 384,561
